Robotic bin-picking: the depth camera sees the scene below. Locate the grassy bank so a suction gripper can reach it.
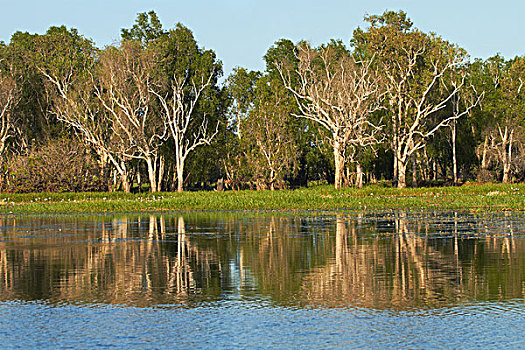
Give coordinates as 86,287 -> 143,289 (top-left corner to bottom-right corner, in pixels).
1,183 -> 524,214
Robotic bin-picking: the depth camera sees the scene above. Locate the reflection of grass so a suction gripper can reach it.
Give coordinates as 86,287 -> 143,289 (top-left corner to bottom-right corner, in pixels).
1,183 -> 524,214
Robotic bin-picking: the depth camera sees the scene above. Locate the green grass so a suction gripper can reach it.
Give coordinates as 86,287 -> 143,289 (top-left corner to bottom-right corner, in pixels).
1,183 -> 524,214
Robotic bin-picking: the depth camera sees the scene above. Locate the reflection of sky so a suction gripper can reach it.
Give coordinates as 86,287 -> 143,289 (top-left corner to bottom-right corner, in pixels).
0,1 -> 523,79
0,299 -> 523,349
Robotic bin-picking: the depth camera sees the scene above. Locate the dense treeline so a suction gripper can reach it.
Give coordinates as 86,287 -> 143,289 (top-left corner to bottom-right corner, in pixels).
0,10 -> 524,193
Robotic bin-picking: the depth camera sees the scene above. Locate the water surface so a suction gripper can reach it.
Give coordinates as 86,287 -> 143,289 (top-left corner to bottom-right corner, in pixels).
0,211 -> 523,348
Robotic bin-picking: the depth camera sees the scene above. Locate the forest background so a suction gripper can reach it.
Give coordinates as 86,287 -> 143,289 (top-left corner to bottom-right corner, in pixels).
0,10 -> 524,194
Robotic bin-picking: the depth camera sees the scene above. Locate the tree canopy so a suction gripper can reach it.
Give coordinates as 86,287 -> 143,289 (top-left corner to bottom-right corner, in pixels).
2,10 -> 525,193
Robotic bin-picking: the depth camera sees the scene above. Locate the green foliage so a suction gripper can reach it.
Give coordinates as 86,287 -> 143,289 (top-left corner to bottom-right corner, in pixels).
240,75 -> 300,189
7,31 -> 57,147
263,39 -> 298,79
121,10 -> 164,46
225,67 -> 260,131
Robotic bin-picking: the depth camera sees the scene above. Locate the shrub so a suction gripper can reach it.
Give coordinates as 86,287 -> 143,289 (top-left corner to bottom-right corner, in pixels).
3,139 -> 108,193
475,168 -> 495,184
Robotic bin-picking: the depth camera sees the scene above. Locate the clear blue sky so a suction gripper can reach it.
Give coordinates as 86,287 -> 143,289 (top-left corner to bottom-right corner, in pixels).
1,0 -> 523,79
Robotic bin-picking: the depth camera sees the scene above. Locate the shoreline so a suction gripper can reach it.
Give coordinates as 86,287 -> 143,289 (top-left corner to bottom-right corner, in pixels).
1,183 -> 524,215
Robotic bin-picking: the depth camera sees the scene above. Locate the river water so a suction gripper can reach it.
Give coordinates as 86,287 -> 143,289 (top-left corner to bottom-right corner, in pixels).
0,210 -> 523,349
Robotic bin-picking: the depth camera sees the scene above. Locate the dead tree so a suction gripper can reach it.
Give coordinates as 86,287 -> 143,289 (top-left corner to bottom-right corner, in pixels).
278,43 -> 384,189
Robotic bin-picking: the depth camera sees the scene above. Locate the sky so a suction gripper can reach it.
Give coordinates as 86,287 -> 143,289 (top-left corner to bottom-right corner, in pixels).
1,0 -> 524,80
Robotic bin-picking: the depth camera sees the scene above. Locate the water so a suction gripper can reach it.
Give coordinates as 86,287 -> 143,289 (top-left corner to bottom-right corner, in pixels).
0,211 -> 524,349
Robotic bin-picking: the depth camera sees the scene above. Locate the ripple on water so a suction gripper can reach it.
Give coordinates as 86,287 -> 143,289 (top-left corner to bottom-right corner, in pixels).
0,211 -> 524,348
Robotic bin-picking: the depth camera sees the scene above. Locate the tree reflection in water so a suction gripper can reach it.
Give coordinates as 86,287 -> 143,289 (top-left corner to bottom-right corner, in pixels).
0,211 -> 523,309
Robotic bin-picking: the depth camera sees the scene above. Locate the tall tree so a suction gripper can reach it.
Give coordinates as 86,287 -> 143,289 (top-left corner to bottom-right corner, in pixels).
7,32 -> 54,152
31,27 -> 132,190
96,41 -> 167,192
0,43 -> 20,157
353,11 -> 472,188
223,67 -> 260,188
442,64 -> 483,183
241,75 -> 299,190
475,55 -> 525,182
150,24 -> 222,192
226,67 -> 260,139
498,56 -> 525,182
278,41 -> 384,189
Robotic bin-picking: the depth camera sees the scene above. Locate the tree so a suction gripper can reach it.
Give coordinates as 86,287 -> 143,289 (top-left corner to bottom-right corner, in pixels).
241,75 -> 299,190
278,41 -> 384,189
6,32 -> 54,153
443,65 -> 483,183
223,68 -> 260,189
150,25 -> 222,192
353,11 -> 473,188
96,41 -> 167,192
498,57 -> 525,182
31,26 -> 135,191
226,67 -> 260,139
475,55 -> 525,183
0,43 -> 20,157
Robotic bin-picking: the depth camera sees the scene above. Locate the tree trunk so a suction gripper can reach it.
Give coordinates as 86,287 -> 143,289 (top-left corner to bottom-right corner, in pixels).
121,173 -> 131,193
97,151 -> 112,192
136,163 -> 142,193
502,131 -> 513,183
481,135 -> 489,170
393,146 -> 398,183
411,155 -> 417,187
333,140 -> 344,189
356,162 -> 364,188
176,165 -> 184,193
269,168 -> 276,191
397,160 -> 407,189
421,150 -> 429,182
451,120 -> 458,184
392,114 -> 398,183
157,155 -> 165,192
216,178 -> 224,191
111,169 -> 117,192
146,157 -> 157,193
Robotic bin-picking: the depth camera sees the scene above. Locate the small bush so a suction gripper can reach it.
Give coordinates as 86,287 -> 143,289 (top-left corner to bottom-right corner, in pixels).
3,139 -> 108,193
476,168 -> 495,184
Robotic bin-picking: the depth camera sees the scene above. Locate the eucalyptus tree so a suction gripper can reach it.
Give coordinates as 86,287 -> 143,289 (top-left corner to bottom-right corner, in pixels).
442,65 -> 483,183
498,57 -> 525,182
278,40 -> 384,189
6,32 -> 52,152
265,39 -> 318,187
475,55 -> 525,182
96,41 -> 167,192
224,67 -> 260,188
150,24 -> 223,192
0,43 -> 20,158
353,11 -> 473,188
240,75 -> 300,190
121,10 -> 163,46
226,67 -> 260,139
31,26 -> 140,192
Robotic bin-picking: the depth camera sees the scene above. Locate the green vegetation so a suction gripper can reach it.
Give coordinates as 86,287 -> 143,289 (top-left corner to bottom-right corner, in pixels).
1,10 -> 525,195
1,183 -> 524,214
